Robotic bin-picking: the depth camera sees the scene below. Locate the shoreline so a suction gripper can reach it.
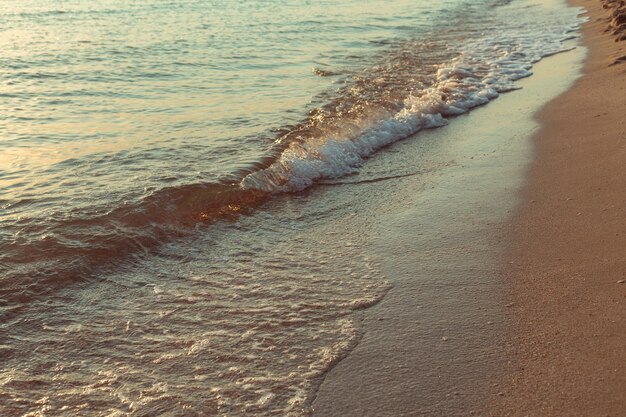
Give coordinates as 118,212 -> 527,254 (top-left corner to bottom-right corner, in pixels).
311,7 -> 588,414
493,0 -> 626,415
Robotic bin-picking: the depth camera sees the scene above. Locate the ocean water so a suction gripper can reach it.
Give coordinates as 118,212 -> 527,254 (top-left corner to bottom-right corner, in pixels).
1,0 -> 581,415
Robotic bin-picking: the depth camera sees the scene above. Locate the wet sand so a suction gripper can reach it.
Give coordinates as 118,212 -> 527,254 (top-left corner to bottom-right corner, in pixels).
493,0 -> 626,415
312,18 -> 588,417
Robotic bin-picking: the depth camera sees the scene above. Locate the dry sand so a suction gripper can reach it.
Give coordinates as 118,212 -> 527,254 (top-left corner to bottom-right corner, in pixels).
493,0 -> 626,415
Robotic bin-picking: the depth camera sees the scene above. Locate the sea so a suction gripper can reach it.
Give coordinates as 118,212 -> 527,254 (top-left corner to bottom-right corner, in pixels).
1,0 -> 581,415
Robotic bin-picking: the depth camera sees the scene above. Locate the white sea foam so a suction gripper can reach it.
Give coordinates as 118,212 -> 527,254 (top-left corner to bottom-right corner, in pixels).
241,7 -> 582,193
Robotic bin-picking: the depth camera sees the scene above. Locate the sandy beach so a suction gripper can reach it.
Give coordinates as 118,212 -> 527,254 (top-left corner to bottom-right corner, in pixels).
493,0 -> 626,415
314,0 -> 625,416
312,8 -> 586,417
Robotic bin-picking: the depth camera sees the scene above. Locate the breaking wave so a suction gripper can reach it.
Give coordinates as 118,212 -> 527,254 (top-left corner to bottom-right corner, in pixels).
242,19 -> 580,192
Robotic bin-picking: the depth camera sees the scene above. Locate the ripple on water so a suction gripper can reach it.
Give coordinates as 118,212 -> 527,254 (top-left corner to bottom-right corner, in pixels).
1,196 -> 390,415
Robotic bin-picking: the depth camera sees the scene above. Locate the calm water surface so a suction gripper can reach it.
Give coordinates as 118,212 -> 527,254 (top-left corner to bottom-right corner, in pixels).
1,0 -> 580,415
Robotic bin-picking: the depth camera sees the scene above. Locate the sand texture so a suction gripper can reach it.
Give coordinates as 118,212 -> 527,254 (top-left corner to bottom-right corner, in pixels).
493,0 -> 626,415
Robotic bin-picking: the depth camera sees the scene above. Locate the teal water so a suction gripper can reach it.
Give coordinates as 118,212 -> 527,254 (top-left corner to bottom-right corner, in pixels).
0,0 -> 581,415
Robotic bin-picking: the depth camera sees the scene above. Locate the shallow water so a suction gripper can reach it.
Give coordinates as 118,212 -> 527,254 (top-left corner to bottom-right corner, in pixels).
1,0 -> 582,415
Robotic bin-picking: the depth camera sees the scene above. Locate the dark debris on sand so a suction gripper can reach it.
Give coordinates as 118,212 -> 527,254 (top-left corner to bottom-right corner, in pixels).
600,0 -> 626,66
602,0 -> 626,41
